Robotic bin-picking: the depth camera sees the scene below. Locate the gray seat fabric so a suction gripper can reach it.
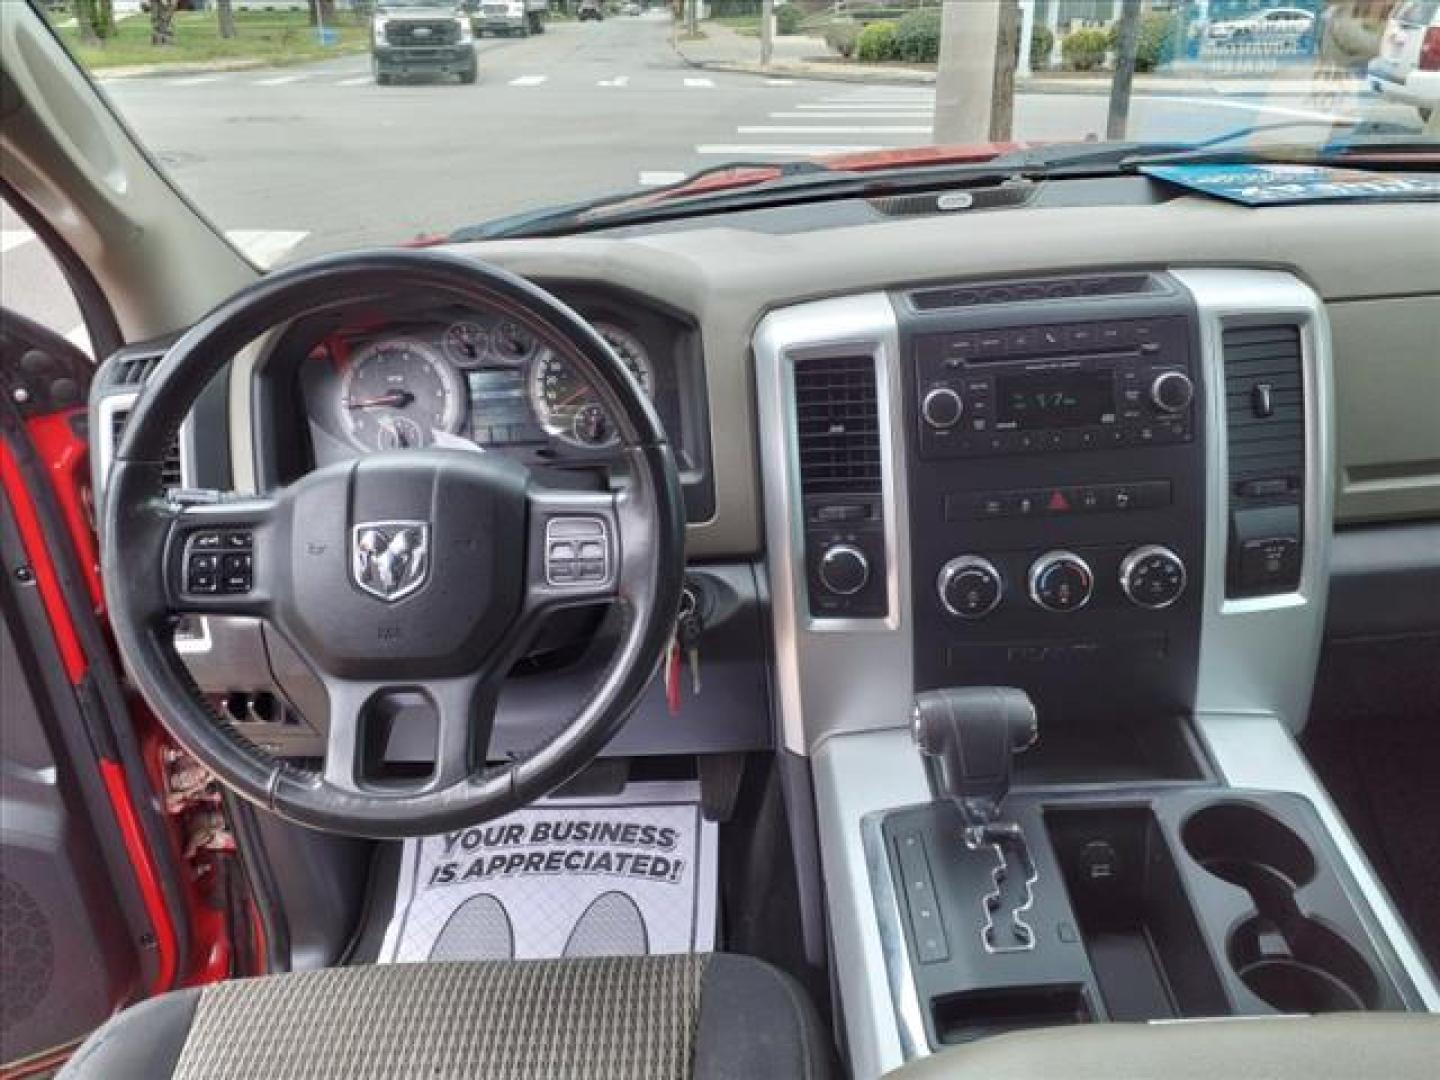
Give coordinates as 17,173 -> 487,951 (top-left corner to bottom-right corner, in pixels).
60,953 -> 831,1080
885,1013 -> 1440,1080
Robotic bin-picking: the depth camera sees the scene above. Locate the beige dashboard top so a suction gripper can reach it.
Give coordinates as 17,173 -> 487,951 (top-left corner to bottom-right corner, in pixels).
456,195 -> 1439,558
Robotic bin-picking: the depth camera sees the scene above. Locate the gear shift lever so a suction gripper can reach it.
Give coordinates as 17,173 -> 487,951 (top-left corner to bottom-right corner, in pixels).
911,687 -> 1038,846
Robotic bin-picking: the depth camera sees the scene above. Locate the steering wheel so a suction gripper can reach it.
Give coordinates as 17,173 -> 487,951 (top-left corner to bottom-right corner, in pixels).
102,250 -> 685,838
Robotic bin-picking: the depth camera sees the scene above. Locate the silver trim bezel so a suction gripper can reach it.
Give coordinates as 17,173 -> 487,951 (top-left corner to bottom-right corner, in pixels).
1026,549 -> 1094,613
1118,543 -> 1187,610
936,554 -> 1003,619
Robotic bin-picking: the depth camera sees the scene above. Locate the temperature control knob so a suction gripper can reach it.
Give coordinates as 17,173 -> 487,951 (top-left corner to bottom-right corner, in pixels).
1150,371 -> 1195,414
1120,545 -> 1187,609
818,544 -> 870,597
1028,551 -> 1094,613
938,556 -> 1003,619
921,387 -> 964,430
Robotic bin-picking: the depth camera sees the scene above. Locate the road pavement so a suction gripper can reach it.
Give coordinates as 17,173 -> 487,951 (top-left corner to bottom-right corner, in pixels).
4,12 -> 1412,342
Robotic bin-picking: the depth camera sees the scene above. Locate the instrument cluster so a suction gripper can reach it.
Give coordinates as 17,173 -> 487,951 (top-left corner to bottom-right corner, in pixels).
299,308 -> 665,462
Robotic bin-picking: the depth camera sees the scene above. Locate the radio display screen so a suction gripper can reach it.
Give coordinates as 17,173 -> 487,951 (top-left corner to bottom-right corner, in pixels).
995,372 -> 1115,430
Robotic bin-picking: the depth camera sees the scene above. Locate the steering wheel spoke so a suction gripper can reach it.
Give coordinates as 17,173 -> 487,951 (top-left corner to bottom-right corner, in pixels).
162,497 -> 281,618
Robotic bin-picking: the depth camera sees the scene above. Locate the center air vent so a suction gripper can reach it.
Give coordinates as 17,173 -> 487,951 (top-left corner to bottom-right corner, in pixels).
793,355 -> 882,498
792,354 -> 889,620
1222,324 -> 1306,598
909,274 -> 1158,313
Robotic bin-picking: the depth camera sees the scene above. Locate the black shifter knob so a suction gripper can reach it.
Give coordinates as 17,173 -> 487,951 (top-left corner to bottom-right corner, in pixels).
911,687 -> 1038,829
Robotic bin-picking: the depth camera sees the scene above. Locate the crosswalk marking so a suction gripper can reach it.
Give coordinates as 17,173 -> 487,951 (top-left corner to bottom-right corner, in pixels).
683,77 -> 714,88
770,111 -> 931,120
738,125 -> 930,135
598,75 -> 630,88
639,170 -> 687,186
795,102 -> 935,111
337,76 -> 372,87
696,144 -> 882,156
255,74 -> 305,87
1,229 -> 36,255
509,74 -> 548,86
225,230 -> 310,269
765,78 -> 795,86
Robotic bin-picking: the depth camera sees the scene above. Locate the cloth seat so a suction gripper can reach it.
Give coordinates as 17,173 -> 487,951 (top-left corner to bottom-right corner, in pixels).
60,952 -> 832,1080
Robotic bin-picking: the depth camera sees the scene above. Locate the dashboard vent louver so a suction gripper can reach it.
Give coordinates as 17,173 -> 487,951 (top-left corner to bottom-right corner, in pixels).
110,406 -> 184,490
1222,325 -> 1305,487
109,354 -> 161,388
909,274 -> 1156,312
793,355 -> 882,497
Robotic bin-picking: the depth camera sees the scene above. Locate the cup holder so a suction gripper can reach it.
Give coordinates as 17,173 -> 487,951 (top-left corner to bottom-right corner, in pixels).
1182,802 -> 1380,1014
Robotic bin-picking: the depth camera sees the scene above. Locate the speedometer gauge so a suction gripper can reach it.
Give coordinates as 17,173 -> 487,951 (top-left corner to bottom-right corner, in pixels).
341,338 -> 464,451
527,324 -> 653,448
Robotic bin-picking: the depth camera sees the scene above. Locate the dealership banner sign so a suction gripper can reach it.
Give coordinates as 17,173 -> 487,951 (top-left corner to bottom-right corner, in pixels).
381,782 -> 716,963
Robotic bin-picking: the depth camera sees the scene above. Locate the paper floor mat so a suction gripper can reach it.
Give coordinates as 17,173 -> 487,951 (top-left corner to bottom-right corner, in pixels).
380,781 -> 716,963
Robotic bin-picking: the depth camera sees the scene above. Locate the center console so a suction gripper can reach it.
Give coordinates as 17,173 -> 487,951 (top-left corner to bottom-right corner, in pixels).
753,269 -> 1437,1079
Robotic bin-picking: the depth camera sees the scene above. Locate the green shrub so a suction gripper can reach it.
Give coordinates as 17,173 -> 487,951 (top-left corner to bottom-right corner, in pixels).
1062,27 -> 1109,71
856,19 -> 897,62
823,20 -> 859,59
892,7 -> 941,63
775,2 -> 802,35
1029,23 -> 1053,70
1106,12 -> 1180,71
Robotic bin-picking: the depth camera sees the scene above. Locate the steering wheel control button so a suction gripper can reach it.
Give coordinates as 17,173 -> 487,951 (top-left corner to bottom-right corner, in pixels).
1120,545 -> 1187,609
938,556 -> 1003,619
185,530 -> 254,594
545,518 -> 609,587
191,531 -> 223,550
1028,551 -> 1095,613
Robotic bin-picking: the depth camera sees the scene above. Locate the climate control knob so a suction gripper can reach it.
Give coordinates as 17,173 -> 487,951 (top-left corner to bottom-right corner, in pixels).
818,544 -> 870,596
921,386 -> 964,430
1149,371 -> 1195,414
938,555 -> 1003,619
1120,545 -> 1187,609
1028,551 -> 1094,613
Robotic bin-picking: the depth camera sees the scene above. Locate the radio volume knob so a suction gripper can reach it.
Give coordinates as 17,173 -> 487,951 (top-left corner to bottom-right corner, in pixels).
921,386 -> 964,430
1028,551 -> 1094,613
1120,545 -> 1187,609
938,555 -> 1003,619
1150,371 -> 1195,414
818,544 -> 870,596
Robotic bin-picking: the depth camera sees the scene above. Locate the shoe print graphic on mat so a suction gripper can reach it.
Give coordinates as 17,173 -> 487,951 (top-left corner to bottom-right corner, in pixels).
427,893 -> 515,961
562,890 -> 650,958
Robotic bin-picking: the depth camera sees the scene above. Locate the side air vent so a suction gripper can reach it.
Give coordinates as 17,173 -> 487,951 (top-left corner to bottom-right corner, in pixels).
1222,325 -> 1305,597
792,355 -> 888,620
909,274 -> 1158,313
794,355 -> 882,497
108,353 -> 161,387
109,406 -> 184,491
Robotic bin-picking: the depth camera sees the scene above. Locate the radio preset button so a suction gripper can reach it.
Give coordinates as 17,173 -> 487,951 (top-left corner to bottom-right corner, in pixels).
921,386 -> 965,429
1029,552 -> 1094,613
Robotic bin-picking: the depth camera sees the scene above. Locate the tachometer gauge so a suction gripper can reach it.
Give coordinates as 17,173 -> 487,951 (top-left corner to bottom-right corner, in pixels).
443,321 -> 489,367
340,338 -> 464,451
493,319 -> 538,363
527,325 -> 653,449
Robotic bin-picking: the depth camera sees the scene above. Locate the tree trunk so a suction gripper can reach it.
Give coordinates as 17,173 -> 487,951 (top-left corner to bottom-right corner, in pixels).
151,0 -> 177,46
73,0 -> 99,46
1107,0 -> 1142,140
990,0 -> 1021,142
74,0 -> 115,45
309,0 -> 337,27
218,0 -> 237,40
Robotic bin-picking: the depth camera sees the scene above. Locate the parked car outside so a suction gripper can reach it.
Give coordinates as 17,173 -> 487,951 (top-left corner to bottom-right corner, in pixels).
1367,0 -> 1440,121
1208,5 -> 1317,48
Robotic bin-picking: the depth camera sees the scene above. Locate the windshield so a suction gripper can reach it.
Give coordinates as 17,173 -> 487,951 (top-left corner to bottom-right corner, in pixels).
42,0 -> 1438,265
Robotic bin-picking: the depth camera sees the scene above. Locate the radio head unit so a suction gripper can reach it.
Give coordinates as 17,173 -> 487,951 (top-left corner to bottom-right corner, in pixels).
915,316 -> 1195,459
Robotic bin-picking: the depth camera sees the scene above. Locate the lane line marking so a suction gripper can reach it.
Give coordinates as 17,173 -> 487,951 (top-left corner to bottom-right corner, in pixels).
255,75 -> 305,87
765,78 -> 795,86
224,230 -> 310,269
684,77 -> 715,88
337,76 -> 372,86
738,125 -> 930,135
598,75 -> 630,87
171,75 -> 224,87
795,102 -> 935,110
1,230 -> 36,255
696,144 -> 883,155
509,74 -> 548,86
639,170 -> 687,186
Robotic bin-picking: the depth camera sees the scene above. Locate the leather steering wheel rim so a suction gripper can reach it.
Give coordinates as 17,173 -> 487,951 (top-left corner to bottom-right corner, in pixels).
102,249 -> 685,837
